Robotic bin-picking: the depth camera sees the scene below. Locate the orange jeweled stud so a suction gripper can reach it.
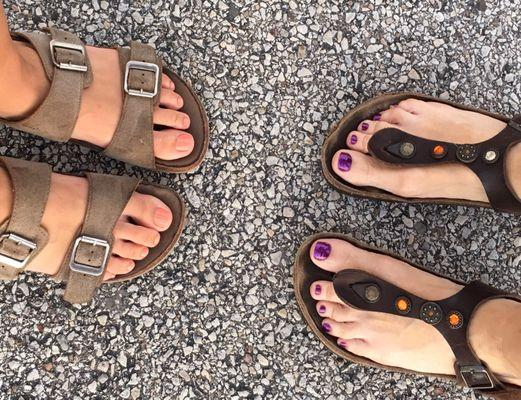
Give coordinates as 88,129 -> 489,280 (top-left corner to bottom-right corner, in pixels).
432,145 -> 447,158
448,311 -> 463,329
395,297 -> 411,314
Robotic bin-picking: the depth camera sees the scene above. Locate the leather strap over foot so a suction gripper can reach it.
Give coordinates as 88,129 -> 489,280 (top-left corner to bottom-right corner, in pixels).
333,269 -> 521,394
367,116 -> 521,213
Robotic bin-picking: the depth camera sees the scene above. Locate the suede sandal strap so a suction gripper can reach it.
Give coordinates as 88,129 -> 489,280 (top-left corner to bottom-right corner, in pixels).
5,28 -> 93,141
367,116 -> 521,213
0,157 -> 51,280
102,42 -> 163,169
56,173 -> 139,304
332,270 -> 521,394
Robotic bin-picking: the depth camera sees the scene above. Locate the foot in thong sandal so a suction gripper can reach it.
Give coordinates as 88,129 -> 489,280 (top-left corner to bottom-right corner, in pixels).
294,234 -> 521,398
0,156 -> 184,303
0,27 -> 208,173
326,94 -> 521,213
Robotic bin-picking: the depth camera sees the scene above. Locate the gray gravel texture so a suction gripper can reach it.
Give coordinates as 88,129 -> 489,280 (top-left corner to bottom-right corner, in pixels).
0,0 -> 520,399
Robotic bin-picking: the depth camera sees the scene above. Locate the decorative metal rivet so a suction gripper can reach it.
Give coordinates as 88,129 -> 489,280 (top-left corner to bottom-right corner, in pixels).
419,302 -> 443,325
483,150 -> 499,164
456,144 -> 478,163
448,311 -> 464,329
395,296 -> 411,314
364,285 -> 380,303
399,142 -> 416,158
432,144 -> 447,159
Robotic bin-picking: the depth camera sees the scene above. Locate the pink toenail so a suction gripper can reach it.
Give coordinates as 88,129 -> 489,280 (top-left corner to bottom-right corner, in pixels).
154,208 -> 172,229
176,133 -> 194,151
141,248 -> 149,258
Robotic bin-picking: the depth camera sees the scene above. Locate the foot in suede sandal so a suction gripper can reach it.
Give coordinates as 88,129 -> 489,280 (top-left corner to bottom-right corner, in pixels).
0,156 -> 184,303
0,27 -> 208,173
294,233 -> 521,399
322,93 -> 521,213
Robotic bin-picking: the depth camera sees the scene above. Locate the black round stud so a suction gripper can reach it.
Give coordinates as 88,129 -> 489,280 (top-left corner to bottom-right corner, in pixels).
483,149 -> 499,164
364,285 -> 380,303
399,142 -> 416,158
456,144 -> 478,163
447,311 -> 464,329
419,302 -> 443,325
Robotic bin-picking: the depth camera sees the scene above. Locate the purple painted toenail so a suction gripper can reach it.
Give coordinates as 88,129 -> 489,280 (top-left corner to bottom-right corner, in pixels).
350,134 -> 358,145
338,153 -> 352,172
361,122 -> 369,131
339,340 -> 347,348
319,305 -> 327,314
313,242 -> 331,260
314,284 -> 322,295
322,322 -> 332,333
373,114 -> 381,121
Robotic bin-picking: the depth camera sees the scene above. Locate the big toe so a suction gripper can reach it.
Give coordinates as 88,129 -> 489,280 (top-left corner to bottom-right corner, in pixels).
123,192 -> 174,232
153,129 -> 195,160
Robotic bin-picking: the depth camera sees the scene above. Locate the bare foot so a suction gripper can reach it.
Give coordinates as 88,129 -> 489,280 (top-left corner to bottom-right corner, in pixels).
332,99 -> 521,202
0,167 -> 174,281
0,39 -> 194,161
309,238 -> 521,387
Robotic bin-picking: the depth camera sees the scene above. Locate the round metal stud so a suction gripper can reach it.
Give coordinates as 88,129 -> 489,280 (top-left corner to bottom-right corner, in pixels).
399,142 -> 415,159
395,296 -> 411,314
432,144 -> 447,159
364,285 -> 380,303
447,311 -> 464,329
483,149 -> 499,164
456,144 -> 478,163
419,302 -> 443,325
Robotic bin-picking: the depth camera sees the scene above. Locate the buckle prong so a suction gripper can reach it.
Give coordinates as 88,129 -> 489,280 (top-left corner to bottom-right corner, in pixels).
49,40 -> 88,72
0,233 -> 37,269
124,61 -> 160,98
69,235 -> 110,277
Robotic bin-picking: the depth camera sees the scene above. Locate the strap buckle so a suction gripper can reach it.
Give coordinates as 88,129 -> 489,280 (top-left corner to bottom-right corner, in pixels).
124,61 -> 160,98
459,365 -> 495,390
49,40 -> 88,72
0,233 -> 37,269
69,235 -> 110,277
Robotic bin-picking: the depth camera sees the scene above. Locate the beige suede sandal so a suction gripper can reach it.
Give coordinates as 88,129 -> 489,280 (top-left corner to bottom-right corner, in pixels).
0,27 -> 209,173
294,232 -> 521,400
0,156 -> 185,304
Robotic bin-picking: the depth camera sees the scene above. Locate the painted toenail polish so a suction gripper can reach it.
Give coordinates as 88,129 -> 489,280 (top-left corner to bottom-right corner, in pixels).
350,134 -> 358,145
322,322 -> 332,333
339,340 -> 347,348
154,208 -> 171,229
373,114 -> 381,121
314,242 -> 331,260
319,305 -> 327,314
361,122 -> 369,131
338,153 -> 352,172
314,284 -> 322,295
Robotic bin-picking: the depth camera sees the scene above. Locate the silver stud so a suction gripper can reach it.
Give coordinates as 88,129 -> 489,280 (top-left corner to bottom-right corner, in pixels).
399,142 -> 415,158
364,285 -> 380,303
484,150 -> 498,163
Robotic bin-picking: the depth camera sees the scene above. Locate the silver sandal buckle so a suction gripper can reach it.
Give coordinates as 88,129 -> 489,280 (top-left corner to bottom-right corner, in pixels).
124,61 -> 160,98
69,235 -> 110,277
459,365 -> 495,390
49,40 -> 88,72
0,233 -> 37,269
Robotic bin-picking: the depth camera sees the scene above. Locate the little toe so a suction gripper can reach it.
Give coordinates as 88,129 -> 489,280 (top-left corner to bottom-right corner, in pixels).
337,338 -> 370,355
346,131 -> 371,153
104,256 -> 135,280
113,221 -> 161,248
160,89 -> 184,110
380,106 -> 414,124
113,239 -> 149,260
153,108 -> 191,130
310,281 -> 344,304
397,98 -> 425,114
153,129 -> 195,160
357,120 -> 395,134
161,73 -> 175,90
123,192 -> 173,232
321,318 -> 366,340
316,301 -> 359,322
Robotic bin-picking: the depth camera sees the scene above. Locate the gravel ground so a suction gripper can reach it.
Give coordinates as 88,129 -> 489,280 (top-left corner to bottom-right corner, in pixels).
1,0 -> 520,399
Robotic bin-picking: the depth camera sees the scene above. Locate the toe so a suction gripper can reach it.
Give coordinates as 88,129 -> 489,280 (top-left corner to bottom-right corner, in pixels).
113,221 -> 160,248
160,89 -> 184,110
357,120 -> 395,134
346,131 -> 371,153
161,73 -> 175,90
104,256 -> 135,280
337,338 -> 370,355
153,129 -> 195,160
321,318 -> 366,340
153,108 -> 191,130
310,281 -> 344,304
380,106 -> 414,124
397,98 -> 425,114
123,192 -> 173,232
316,301 -> 358,322
113,239 -> 149,260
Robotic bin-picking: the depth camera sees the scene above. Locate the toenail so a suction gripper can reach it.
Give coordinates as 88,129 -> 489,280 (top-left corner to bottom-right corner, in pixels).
141,248 -> 149,258
313,242 -> 331,260
373,114 -> 381,121
361,122 -> 369,131
390,104 -> 397,108
152,233 -> 161,246
319,305 -> 326,314
170,81 -> 175,90
339,340 -> 347,348
350,134 -> 358,145
154,208 -> 171,229
338,153 -> 352,172
183,116 -> 190,126
322,322 -> 332,333
314,284 -> 322,296
176,133 -> 193,151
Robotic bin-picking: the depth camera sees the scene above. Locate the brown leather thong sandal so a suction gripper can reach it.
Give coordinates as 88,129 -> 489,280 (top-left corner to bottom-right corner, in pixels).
0,156 -> 185,304
294,232 -> 521,400
322,92 -> 521,214
0,27 -> 209,173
